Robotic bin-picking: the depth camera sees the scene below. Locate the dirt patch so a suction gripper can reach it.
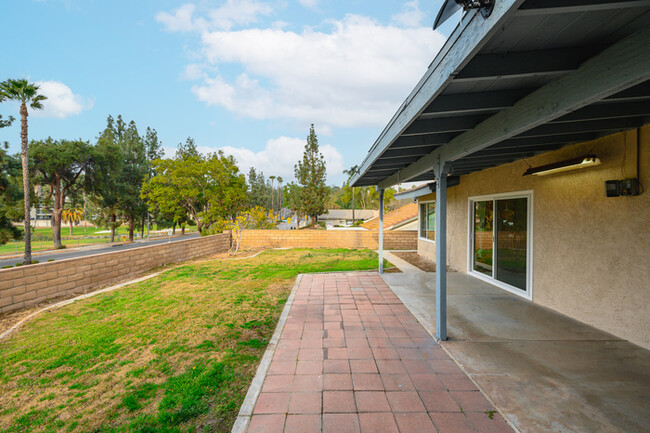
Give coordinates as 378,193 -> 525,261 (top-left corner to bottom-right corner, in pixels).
392,251 -> 436,272
0,294 -> 78,336
383,267 -> 402,273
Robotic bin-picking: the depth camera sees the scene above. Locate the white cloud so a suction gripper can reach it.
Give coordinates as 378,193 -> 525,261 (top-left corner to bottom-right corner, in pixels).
156,3 -> 199,32
298,0 -> 318,9
156,0 -> 273,33
220,135 -> 344,182
161,134 -> 344,183
33,81 -> 93,119
182,63 -> 208,80
391,0 -> 425,28
188,14 -> 444,127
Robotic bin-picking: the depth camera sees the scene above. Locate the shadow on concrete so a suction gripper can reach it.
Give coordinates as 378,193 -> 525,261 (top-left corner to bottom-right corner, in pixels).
382,271 -> 650,433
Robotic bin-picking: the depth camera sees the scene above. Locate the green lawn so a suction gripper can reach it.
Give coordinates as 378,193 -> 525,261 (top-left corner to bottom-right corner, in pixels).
0,248 -> 391,432
0,226 -> 198,256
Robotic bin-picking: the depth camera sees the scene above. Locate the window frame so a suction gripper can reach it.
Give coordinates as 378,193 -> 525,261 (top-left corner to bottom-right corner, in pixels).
418,200 -> 436,244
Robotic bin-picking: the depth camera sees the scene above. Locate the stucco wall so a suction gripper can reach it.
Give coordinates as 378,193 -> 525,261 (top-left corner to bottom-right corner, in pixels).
417,126 -> 650,349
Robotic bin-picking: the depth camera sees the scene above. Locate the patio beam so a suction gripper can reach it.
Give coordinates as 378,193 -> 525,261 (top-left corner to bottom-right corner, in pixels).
453,47 -> 602,82
390,133 -> 455,149
550,100 -> 650,123
378,26 -> 650,189
518,117 -> 648,138
403,116 -> 484,136
378,189 -> 384,274
421,88 -> 533,117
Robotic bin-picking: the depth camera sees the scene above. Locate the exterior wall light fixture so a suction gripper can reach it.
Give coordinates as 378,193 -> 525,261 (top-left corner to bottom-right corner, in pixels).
523,155 -> 601,176
434,0 -> 495,30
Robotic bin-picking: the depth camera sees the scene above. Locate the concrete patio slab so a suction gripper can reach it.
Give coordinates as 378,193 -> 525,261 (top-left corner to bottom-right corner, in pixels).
382,271 -> 650,433
238,272 -> 514,433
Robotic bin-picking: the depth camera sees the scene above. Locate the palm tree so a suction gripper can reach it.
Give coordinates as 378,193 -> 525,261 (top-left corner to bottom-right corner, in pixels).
343,165 -> 359,225
62,208 -> 84,236
277,176 -> 283,217
269,175 -> 276,211
0,79 -> 47,264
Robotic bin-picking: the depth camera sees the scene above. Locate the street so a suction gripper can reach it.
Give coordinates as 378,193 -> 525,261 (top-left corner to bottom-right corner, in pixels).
0,233 -> 201,268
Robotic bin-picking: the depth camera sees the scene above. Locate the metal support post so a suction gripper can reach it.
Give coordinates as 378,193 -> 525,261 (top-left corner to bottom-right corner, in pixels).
378,188 -> 384,274
435,160 -> 449,341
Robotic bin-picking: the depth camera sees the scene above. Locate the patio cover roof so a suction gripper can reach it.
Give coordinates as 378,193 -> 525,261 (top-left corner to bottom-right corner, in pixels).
351,0 -> 650,188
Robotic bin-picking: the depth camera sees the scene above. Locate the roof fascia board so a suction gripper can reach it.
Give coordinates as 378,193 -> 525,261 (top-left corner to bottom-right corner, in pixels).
378,26 -> 650,189
350,0 -> 524,188
515,0 -> 650,16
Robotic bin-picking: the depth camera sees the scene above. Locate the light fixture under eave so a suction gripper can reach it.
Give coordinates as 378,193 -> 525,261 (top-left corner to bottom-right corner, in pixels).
433,0 -> 495,30
523,155 -> 601,176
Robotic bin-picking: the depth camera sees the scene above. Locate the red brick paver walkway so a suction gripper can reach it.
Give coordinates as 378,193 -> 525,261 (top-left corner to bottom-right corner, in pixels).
247,273 -> 513,433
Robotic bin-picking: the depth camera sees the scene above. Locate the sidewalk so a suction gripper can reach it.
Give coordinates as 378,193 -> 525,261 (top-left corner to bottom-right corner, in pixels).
238,272 -> 514,433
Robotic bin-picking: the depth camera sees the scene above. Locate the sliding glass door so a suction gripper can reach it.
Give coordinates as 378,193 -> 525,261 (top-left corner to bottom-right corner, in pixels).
473,201 -> 493,276
470,193 -> 531,298
495,198 -> 528,291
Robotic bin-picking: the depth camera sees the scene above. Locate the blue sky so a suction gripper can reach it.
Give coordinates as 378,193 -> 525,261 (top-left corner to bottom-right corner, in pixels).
1,0 -> 455,185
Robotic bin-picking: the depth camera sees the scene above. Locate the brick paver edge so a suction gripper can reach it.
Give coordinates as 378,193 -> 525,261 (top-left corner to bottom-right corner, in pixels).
231,274 -> 303,433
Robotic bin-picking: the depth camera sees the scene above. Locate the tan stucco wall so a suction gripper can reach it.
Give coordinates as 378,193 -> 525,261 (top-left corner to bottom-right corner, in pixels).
417,126 -> 650,349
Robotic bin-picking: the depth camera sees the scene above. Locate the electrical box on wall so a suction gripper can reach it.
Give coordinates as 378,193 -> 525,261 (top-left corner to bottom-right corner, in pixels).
605,178 -> 640,197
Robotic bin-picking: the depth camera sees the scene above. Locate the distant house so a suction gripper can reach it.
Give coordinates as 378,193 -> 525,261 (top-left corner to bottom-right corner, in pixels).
361,202 -> 418,231
317,209 -> 378,226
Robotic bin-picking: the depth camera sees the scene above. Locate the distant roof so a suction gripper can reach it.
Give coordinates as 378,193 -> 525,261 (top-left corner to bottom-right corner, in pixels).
362,202 -> 419,230
351,0 -> 650,188
319,209 -> 378,220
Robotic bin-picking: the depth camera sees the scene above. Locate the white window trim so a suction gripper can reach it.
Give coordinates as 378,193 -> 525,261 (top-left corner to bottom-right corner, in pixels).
466,190 -> 534,301
418,200 -> 436,244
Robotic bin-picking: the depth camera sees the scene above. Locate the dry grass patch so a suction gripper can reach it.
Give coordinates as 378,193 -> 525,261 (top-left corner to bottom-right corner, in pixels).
0,248 -> 390,432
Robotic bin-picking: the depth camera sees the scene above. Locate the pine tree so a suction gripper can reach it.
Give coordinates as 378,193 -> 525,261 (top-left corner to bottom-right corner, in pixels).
294,124 -> 329,225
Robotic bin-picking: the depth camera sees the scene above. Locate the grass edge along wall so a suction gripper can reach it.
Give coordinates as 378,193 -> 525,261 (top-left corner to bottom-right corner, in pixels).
0,233 -> 231,314
417,126 -> 650,350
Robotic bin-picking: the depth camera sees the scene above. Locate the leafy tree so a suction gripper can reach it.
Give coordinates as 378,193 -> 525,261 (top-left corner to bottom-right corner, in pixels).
217,206 -> 277,255
247,167 -> 271,208
294,124 -> 329,225
175,136 -> 199,159
0,144 -> 21,244
141,127 -> 164,237
0,104 -> 19,244
93,115 -> 125,242
119,120 -> 149,241
90,203 -> 123,242
0,79 -> 47,264
31,138 -> 95,248
93,115 -> 161,242
142,144 -> 247,234
283,182 -> 304,228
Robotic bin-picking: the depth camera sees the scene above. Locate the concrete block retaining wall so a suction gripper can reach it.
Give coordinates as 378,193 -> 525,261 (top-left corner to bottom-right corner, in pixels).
0,233 -> 231,314
240,229 -> 417,251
